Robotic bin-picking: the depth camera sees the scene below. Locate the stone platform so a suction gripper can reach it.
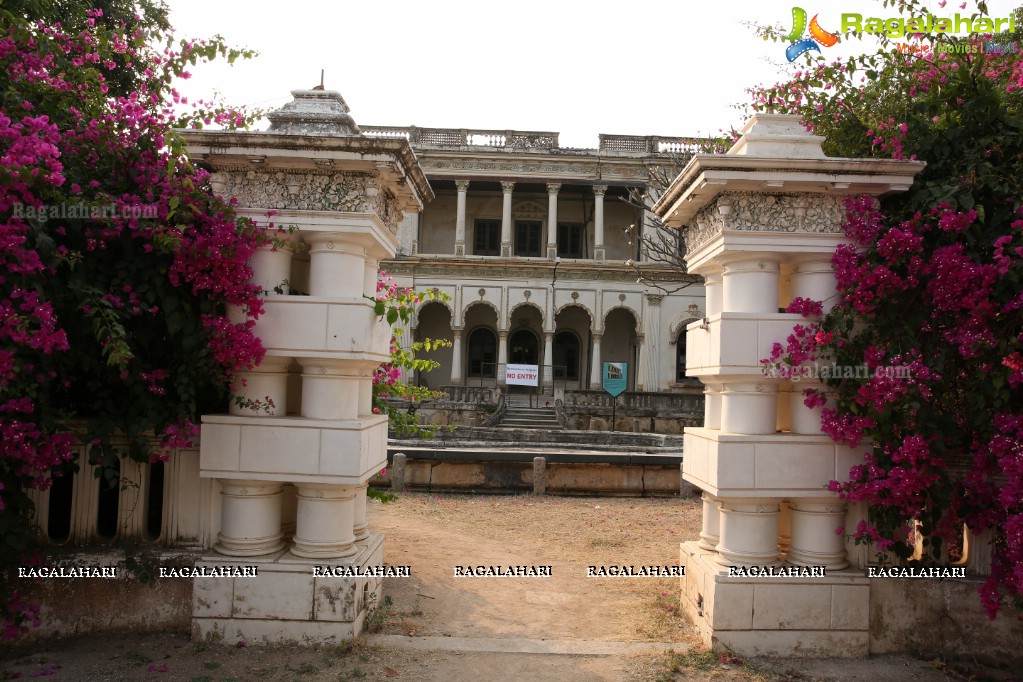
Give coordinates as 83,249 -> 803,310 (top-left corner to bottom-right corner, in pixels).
192,532 -> 384,644
680,540 -> 870,657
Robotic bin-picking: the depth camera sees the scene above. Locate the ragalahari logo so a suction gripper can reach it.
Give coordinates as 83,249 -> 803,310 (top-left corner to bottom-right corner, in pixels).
785,7 -> 840,62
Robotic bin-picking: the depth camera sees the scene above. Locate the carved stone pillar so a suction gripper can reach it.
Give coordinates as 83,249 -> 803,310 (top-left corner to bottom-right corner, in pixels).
589,333 -> 603,389
497,330 -> 509,385
500,181 -> 514,257
292,483 -> 357,558
450,327 -> 464,385
214,480 -> 285,557
593,184 -> 607,260
715,497 -> 782,567
454,180 -> 469,257
546,183 -> 560,259
787,499 -> 849,569
542,331 -> 554,390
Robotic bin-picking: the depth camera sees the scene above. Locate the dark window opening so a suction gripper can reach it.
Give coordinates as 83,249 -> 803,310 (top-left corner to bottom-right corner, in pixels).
473,219 -> 500,256
145,462 -> 165,541
558,222 -> 584,258
47,472 -> 74,543
468,328 -> 497,377
514,220 -> 542,257
509,329 -> 539,365
96,460 -> 120,540
553,331 -> 580,379
677,331 -> 688,382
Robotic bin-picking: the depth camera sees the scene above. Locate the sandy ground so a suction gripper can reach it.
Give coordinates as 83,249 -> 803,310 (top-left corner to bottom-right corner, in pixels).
0,493 -> 990,681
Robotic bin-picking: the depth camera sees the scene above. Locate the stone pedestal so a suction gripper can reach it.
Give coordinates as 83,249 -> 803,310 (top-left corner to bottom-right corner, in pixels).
185,88 -> 432,643
655,113 -> 924,657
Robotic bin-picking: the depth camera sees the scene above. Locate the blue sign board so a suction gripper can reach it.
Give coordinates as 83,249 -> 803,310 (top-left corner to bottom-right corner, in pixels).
602,362 -> 628,397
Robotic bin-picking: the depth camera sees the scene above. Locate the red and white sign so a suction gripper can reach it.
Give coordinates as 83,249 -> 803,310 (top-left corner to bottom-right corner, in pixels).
505,363 -> 539,386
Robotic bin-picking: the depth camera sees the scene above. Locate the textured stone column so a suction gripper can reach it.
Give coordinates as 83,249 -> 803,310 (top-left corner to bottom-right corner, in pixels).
454,180 -> 469,257
214,480 -> 285,557
589,333 -> 602,388
292,483 -> 357,559
643,294 -> 662,391
450,328 -> 463,385
542,331 -> 554,390
497,330 -> 508,385
546,183 -> 560,259
533,457 -> 547,494
500,181 -> 514,257
391,453 -> 407,492
715,497 -> 782,567
788,499 -> 849,569
593,184 -> 607,260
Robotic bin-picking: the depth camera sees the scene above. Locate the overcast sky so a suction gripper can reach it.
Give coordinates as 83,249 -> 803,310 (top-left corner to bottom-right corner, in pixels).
165,0 -> 1020,148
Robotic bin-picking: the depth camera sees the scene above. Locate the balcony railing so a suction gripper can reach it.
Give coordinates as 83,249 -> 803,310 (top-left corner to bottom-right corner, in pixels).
361,125 -> 560,150
598,134 -> 707,155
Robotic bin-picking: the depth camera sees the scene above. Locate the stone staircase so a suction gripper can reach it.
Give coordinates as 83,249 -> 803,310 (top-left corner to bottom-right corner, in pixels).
498,405 -> 562,430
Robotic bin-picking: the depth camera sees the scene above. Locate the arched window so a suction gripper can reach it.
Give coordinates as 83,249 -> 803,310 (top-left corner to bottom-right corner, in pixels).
509,329 -> 538,365
553,331 -> 580,379
467,328 -> 497,377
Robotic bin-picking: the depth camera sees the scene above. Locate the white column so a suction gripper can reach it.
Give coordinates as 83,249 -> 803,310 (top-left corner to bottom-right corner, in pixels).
305,234 -> 366,298
790,256 -> 838,312
229,356 -> 291,417
299,360 -> 369,421
704,270 -> 723,317
546,183 -> 560,259
542,332 -> 554,390
715,497 -> 782,567
500,181 -> 514,257
292,483 -> 357,559
497,330 -> 508,385
643,294 -> 662,390
454,180 -> 469,257
593,184 -> 607,260
353,484 -> 369,541
788,499 -> 849,569
720,381 -> 779,435
249,238 -> 294,295
450,328 -> 463,385
721,257 -> 780,314
214,480 -> 285,557
589,333 -> 602,388
698,492 -> 721,551
703,380 -> 722,430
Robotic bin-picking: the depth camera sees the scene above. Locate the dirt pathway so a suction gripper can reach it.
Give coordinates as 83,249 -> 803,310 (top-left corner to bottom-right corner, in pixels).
369,494 -> 698,644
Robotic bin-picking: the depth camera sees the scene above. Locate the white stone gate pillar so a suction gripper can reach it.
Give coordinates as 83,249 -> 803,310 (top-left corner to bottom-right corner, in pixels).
654,113 -> 924,658
186,88 -> 433,644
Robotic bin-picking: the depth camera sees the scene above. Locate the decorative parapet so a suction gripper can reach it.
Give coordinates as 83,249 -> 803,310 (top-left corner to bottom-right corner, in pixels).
181,91 -> 434,236
652,113 -> 926,270
362,125 -> 560,149
685,192 -> 846,257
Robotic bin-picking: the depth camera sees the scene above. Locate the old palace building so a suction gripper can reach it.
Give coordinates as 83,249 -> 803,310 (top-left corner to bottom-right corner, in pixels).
361,124 -> 707,395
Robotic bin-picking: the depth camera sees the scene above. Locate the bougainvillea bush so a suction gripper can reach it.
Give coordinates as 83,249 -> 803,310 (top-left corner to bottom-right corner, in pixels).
0,2 -> 263,637
751,1 -> 1023,617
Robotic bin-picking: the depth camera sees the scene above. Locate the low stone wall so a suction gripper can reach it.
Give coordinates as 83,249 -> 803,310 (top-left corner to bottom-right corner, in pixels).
11,550 -> 196,643
374,449 -> 687,497
558,389 -> 704,434
869,577 -> 1023,665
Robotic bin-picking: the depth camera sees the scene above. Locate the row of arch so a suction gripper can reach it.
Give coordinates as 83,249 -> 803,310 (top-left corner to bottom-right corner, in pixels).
414,301 -> 640,389
419,298 -> 641,336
